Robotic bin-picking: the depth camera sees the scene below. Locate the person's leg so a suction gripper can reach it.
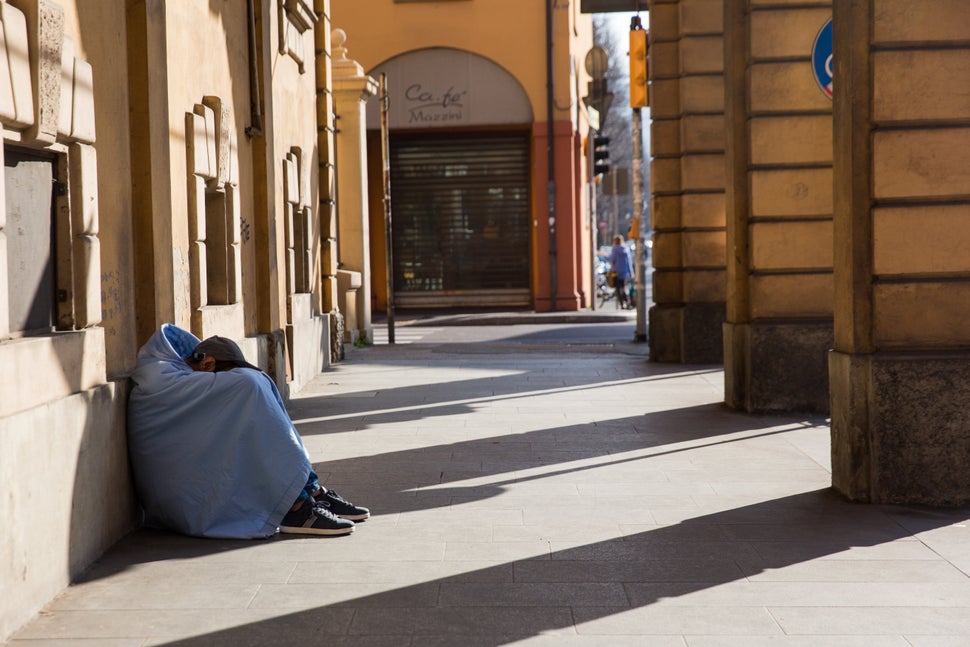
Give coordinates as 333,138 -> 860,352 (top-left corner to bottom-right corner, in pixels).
303,470 -> 320,500
288,470 -> 320,511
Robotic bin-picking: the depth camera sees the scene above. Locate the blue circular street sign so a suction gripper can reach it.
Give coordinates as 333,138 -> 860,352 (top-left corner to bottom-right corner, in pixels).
812,18 -> 833,99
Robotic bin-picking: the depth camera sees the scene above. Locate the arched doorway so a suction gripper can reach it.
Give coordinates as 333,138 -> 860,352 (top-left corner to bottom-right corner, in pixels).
367,48 -> 535,308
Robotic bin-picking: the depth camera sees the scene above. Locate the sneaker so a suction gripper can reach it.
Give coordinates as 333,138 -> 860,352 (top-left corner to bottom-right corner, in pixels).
279,501 -> 355,536
316,489 -> 370,521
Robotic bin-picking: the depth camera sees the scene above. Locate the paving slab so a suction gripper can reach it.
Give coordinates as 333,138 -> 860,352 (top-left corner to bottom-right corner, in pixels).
8,318 -> 970,646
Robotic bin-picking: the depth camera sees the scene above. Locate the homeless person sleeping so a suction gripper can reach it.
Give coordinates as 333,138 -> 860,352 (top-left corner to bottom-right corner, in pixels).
127,323 -> 368,538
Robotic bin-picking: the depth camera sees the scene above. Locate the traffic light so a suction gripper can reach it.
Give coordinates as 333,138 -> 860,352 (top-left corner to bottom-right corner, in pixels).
593,135 -> 610,176
630,27 -> 648,108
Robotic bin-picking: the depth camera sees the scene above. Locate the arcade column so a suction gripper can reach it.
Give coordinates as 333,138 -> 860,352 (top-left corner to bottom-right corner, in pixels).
331,29 -> 377,345
830,0 -> 970,503
648,0 -> 728,364
722,0 -> 834,413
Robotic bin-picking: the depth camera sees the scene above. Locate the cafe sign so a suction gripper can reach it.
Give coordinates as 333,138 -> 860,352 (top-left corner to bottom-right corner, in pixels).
404,83 -> 468,125
366,48 -> 533,130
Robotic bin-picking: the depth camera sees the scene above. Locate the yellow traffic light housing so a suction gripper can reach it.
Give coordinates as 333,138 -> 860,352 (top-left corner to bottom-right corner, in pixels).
630,27 -> 648,108
593,135 -> 610,176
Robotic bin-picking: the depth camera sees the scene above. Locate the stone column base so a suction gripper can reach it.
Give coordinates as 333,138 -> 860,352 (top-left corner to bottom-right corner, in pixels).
724,320 -> 833,413
286,311 -> 331,394
830,349 -> 970,504
648,303 -> 725,364
535,292 -> 583,313
336,269 -> 361,344
330,311 -> 345,363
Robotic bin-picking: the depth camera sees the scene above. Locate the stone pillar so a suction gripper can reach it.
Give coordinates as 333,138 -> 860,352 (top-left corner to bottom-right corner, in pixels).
648,0 -> 727,364
331,29 -> 376,344
314,1 -> 338,315
314,1 -> 343,363
722,1 -> 833,413
830,0 -> 970,504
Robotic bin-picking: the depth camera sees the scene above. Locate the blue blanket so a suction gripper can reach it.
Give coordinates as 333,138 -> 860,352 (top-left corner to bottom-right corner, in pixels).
127,324 -> 312,538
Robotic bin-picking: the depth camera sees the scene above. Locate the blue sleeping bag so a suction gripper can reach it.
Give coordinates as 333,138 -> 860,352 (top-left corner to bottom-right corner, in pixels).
127,324 -> 312,538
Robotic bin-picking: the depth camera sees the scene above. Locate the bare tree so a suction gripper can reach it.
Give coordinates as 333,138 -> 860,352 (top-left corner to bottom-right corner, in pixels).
592,15 -> 635,249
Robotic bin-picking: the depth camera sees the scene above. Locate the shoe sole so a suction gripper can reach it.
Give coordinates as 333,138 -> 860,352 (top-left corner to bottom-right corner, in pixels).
279,525 -> 354,536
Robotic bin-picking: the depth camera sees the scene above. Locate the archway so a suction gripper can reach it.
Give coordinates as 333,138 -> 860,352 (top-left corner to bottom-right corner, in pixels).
366,48 -> 536,308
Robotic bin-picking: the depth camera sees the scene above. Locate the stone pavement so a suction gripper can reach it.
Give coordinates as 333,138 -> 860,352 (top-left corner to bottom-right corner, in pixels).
9,319 -> 970,646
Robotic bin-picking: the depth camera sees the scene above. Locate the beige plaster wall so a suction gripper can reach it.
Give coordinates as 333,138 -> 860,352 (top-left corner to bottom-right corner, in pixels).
161,1 -> 256,335
1,1 -> 333,640
0,382 -> 132,642
269,0 -> 319,315
0,1 -> 135,640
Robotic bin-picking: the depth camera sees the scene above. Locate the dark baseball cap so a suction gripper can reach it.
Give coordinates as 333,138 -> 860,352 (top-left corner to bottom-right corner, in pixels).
190,335 -> 260,371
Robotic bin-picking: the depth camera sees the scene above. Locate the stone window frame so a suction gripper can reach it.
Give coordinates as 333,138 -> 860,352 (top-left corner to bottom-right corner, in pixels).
0,0 -> 104,419
185,96 -> 244,337
278,0 -> 317,74
282,146 -> 313,323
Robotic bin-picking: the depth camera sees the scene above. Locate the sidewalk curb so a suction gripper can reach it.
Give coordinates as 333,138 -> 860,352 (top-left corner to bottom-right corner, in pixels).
374,310 -> 637,327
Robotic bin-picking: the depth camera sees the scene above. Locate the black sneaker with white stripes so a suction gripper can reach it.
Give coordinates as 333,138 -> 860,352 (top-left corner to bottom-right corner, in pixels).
279,500 -> 355,536
315,489 -> 370,521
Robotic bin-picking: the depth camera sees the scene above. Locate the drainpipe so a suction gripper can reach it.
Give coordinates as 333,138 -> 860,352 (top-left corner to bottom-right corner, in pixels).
246,0 -> 264,138
545,0 -> 557,311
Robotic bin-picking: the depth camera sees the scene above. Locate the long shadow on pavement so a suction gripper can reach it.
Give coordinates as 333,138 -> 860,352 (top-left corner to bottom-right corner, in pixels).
66,397 -> 970,645
141,488 -> 970,646
54,336 -> 970,644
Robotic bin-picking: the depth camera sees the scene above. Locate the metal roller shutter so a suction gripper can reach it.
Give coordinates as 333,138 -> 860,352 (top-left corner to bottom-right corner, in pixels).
390,133 -> 531,308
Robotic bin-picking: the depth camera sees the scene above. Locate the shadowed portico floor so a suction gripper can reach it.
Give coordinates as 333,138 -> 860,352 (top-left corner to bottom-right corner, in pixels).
10,321 -> 970,646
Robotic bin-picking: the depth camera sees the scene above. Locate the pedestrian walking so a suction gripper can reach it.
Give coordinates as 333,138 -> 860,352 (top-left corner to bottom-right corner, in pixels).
609,234 -> 634,309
